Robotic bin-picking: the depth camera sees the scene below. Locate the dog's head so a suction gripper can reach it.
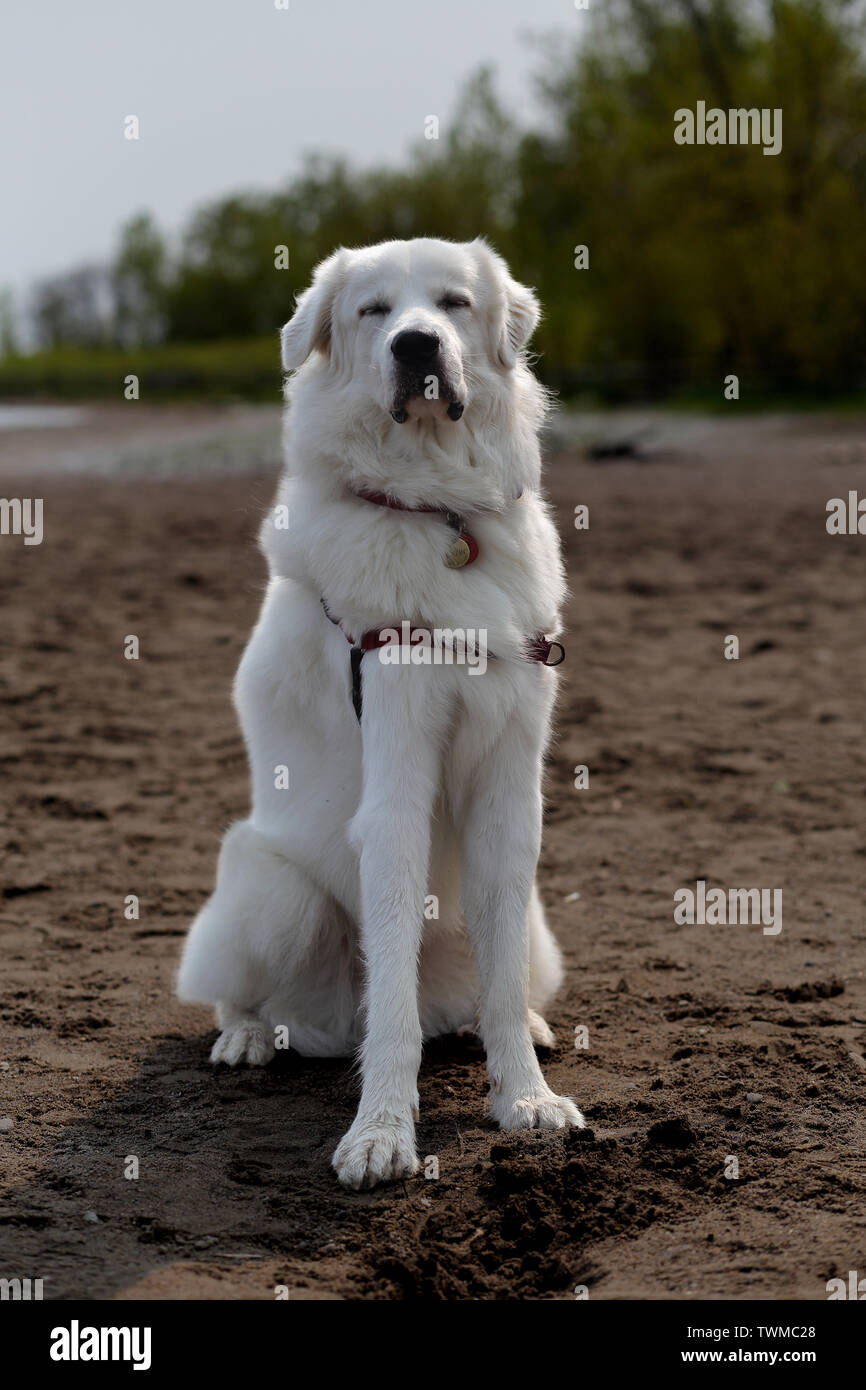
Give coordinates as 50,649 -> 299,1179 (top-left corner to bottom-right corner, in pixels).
280,237 -> 541,426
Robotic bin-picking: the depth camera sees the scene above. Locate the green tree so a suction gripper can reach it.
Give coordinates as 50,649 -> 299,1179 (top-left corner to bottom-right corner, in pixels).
112,213 -> 167,347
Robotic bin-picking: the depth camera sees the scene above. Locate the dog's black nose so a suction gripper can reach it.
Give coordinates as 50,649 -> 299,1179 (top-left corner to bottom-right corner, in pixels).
391,330 -> 440,365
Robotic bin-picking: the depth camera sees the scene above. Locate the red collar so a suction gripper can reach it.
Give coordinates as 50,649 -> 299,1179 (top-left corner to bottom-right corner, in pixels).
353,487 -> 443,514
350,486 -> 480,567
351,486 -> 523,512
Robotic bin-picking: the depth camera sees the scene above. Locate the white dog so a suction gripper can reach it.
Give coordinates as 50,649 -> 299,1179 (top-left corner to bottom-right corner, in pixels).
177,237 -> 584,1189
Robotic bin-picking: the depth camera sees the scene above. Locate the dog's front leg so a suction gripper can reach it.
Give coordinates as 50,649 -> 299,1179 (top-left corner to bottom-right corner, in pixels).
332,662 -> 450,1190
461,695 -> 584,1132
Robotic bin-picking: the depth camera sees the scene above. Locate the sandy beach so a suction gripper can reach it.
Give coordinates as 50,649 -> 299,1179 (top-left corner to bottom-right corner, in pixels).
1,404 -> 865,1299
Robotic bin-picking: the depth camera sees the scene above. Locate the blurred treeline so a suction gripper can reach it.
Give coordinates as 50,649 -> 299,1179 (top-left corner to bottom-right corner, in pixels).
4,0 -> 866,403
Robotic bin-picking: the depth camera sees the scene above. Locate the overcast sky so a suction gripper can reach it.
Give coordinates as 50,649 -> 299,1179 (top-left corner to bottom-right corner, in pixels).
1,0 -> 581,302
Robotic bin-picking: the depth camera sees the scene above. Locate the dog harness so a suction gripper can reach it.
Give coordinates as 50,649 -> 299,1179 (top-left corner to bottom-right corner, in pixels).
323,489 -> 566,721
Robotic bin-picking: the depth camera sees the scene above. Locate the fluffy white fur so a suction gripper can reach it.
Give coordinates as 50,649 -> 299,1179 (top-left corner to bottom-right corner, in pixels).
177,237 -> 584,1189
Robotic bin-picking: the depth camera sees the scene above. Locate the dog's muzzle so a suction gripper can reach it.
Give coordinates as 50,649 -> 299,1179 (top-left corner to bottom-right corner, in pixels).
391,329 -> 440,366
389,329 -> 464,424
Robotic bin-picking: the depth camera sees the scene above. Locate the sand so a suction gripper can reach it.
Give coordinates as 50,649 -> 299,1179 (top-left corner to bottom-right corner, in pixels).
1,405 -> 864,1300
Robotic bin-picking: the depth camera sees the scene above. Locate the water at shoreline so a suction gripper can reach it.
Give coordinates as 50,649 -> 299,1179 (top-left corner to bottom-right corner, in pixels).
0,405 -> 89,431
0,403 -> 284,477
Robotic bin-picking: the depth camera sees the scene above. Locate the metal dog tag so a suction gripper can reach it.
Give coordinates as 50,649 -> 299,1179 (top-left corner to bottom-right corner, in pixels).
444,536 -> 472,568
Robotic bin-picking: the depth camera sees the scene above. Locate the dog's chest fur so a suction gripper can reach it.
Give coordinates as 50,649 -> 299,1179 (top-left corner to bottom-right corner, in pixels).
263,474 -> 565,664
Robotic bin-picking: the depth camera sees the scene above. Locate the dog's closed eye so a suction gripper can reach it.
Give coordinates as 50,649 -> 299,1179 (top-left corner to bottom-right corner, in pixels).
438,294 -> 472,311
360,302 -> 390,317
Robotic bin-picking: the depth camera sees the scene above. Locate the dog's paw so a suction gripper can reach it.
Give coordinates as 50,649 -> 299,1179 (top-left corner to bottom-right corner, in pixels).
528,1009 -> 556,1048
210,1021 -> 274,1067
332,1115 -> 419,1190
492,1089 -> 584,1132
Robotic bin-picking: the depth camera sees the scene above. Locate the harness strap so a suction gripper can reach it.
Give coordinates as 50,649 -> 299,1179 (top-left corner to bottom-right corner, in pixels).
321,600 -> 565,723
349,645 -> 365,720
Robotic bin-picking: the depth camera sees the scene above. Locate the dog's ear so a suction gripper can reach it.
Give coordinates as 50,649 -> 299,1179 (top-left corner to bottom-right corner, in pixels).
498,279 -> 541,367
473,239 -> 541,370
280,249 -> 348,371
